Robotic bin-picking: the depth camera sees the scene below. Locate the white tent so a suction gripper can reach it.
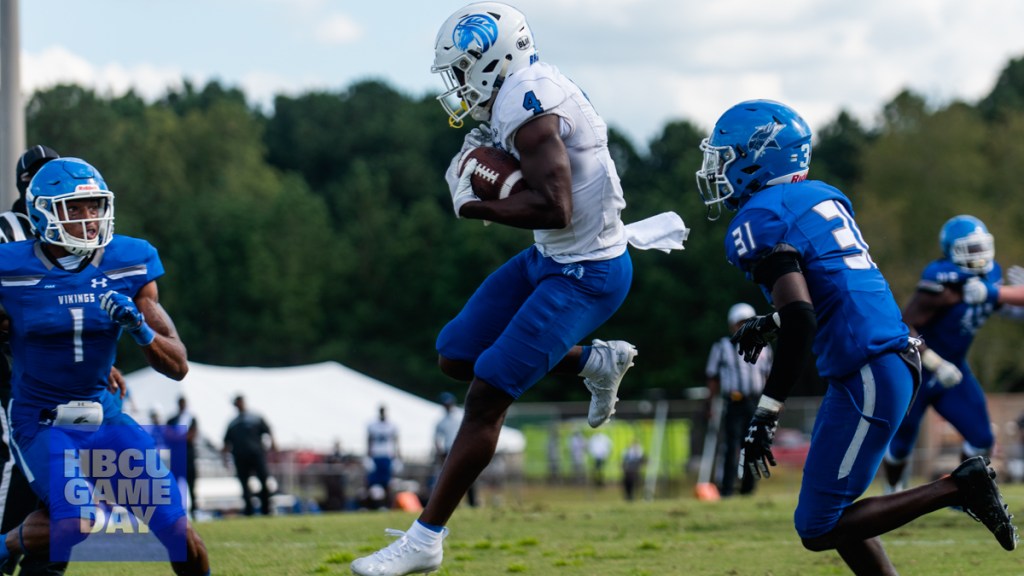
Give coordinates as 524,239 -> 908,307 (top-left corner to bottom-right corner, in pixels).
124,361 -> 525,461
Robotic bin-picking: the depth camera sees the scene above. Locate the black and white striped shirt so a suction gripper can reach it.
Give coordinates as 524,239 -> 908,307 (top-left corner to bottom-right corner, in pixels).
705,336 -> 772,398
0,211 -> 32,244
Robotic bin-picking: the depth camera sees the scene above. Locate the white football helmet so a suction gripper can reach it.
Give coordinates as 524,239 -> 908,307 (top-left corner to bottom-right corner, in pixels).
432,2 -> 538,127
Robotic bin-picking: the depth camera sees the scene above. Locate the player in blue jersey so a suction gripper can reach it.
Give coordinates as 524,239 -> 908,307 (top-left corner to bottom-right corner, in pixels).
883,215 -> 1024,492
696,99 -> 1018,574
0,158 -> 209,574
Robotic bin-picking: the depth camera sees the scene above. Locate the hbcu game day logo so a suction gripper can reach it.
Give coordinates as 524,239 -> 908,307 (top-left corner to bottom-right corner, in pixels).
48,425 -> 188,562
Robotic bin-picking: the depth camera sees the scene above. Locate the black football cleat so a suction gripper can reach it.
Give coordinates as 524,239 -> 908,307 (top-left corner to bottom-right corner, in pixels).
952,456 -> 1019,551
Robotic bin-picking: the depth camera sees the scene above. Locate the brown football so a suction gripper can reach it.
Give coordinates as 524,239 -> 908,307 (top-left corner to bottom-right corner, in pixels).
458,146 -> 527,201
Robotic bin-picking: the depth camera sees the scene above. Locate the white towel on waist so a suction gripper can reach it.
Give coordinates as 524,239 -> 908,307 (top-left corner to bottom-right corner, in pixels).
624,211 -> 690,253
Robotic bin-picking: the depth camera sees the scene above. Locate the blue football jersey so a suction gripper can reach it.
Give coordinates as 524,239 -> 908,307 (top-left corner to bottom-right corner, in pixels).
0,236 -> 163,411
914,258 -> 1002,364
725,180 -> 909,378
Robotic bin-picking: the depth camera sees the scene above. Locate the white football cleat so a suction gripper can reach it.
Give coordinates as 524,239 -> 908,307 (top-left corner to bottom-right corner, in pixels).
584,340 -> 638,428
350,527 -> 447,576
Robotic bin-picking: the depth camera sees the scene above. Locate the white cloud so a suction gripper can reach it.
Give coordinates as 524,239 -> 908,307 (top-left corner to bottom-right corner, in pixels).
315,14 -> 363,45
22,46 -> 184,100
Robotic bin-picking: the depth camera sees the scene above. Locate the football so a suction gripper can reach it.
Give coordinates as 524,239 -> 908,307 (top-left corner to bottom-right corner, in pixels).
458,146 -> 527,201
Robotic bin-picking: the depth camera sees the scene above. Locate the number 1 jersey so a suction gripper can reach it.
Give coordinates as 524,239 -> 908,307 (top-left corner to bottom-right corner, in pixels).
0,236 -> 163,412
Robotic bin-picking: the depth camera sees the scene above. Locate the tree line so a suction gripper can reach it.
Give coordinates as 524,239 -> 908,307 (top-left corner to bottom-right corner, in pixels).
21,55 -> 1024,402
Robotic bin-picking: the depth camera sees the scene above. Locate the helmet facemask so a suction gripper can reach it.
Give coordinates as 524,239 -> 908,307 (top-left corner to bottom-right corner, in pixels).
31,187 -> 115,256
950,230 -> 994,274
696,138 -> 738,221
433,52 -> 489,128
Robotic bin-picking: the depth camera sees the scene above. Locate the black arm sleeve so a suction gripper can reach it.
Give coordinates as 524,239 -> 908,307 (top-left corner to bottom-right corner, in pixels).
751,244 -> 803,291
761,300 -> 816,404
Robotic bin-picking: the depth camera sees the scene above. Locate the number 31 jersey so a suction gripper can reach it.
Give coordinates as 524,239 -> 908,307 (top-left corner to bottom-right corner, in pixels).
725,180 -> 908,379
0,236 -> 163,412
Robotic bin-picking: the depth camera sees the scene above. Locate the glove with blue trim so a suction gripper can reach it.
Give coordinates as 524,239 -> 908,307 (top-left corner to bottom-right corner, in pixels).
100,290 -> 155,346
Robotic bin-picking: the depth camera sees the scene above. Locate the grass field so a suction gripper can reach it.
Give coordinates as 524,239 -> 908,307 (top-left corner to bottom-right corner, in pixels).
68,468 -> 1024,576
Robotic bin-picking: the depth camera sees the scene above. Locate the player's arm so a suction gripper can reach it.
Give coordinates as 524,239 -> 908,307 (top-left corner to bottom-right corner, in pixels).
733,247 -> 816,480
906,283 -> 965,386
101,281 -> 188,381
133,281 -> 188,380
458,114 -> 572,229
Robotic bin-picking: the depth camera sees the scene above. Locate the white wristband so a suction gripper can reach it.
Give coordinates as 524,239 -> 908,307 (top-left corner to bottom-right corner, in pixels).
757,395 -> 784,414
770,312 -> 781,327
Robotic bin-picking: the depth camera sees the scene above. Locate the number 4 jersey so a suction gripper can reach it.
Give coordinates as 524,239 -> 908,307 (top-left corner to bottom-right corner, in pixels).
725,180 -> 909,379
0,236 -> 163,413
487,60 -> 627,264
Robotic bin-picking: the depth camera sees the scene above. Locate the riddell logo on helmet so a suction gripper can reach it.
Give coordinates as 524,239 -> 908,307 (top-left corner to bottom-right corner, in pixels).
791,174 -> 808,183
75,184 -> 100,192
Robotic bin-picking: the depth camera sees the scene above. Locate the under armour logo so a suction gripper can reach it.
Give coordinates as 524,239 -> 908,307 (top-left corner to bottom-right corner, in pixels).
91,278 -> 108,289
561,264 -> 584,280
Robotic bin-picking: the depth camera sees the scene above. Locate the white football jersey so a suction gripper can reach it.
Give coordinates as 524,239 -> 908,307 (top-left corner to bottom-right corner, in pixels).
489,62 -> 627,263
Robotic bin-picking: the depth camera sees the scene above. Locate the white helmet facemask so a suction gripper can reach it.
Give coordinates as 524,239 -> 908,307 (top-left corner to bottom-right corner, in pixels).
30,186 -> 115,256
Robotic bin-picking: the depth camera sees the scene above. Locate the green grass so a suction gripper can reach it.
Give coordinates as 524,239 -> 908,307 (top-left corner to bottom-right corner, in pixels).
65,470 -> 1024,575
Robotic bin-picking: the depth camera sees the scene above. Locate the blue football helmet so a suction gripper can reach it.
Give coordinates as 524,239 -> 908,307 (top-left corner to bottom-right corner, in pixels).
26,158 -> 114,256
940,215 -> 994,275
696,99 -> 812,220
432,2 -> 538,127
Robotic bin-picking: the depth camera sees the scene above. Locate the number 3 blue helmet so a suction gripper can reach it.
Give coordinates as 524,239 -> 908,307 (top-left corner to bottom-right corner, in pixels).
432,2 -> 538,127
940,215 -> 994,275
696,100 -> 812,220
26,158 -> 115,256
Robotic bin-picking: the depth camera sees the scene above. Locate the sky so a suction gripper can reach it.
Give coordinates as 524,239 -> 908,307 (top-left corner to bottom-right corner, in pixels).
16,0 -> 1024,148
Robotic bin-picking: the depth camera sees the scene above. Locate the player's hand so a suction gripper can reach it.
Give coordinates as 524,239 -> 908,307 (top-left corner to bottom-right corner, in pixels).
934,359 -> 963,387
464,125 -> 494,148
451,158 -> 481,218
107,366 -> 127,399
739,407 -> 779,480
730,313 -> 780,364
962,277 -> 993,305
920,348 -> 962,387
1007,265 -> 1024,286
100,290 -> 144,331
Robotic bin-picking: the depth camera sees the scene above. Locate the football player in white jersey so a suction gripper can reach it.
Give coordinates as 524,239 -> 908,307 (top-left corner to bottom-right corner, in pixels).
351,3 -> 639,575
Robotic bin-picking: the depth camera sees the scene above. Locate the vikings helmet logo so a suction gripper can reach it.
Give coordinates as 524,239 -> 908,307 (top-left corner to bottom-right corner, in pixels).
453,14 -> 500,53
748,122 -> 784,161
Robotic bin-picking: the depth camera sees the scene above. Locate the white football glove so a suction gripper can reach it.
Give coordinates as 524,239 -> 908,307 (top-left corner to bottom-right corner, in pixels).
464,124 -> 495,148
451,158 -> 481,218
921,348 -> 963,388
962,277 -> 989,305
1007,265 -> 1024,286
445,124 -> 496,195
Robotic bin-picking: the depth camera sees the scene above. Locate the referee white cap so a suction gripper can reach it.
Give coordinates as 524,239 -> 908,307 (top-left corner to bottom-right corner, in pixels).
727,302 -> 756,326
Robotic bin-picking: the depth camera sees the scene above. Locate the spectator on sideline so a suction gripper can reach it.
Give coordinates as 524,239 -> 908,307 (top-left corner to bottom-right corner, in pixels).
433,393 -> 477,507
588,431 -> 612,487
366,405 -> 400,508
223,394 -> 276,516
169,395 -> 199,515
621,438 -> 646,501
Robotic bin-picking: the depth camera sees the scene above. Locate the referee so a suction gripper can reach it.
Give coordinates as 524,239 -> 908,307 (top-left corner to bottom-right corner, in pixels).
704,303 -> 773,497
0,145 -> 67,575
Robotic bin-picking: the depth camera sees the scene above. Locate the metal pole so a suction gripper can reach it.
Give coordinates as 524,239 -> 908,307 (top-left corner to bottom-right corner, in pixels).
643,399 -> 668,501
1,0 -> 25,208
